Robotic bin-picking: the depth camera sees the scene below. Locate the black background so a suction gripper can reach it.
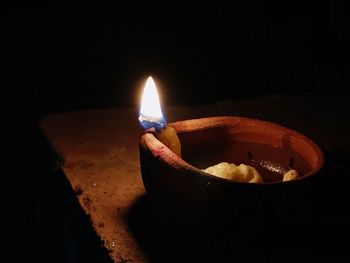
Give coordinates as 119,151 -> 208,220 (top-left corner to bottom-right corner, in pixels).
1,1 -> 349,262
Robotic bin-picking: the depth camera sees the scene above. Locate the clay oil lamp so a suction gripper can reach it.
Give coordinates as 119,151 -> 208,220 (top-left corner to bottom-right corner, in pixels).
138,77 -> 325,227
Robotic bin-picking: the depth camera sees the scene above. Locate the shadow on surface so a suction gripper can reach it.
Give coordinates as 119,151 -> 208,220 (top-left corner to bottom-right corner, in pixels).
36,125 -> 112,263
125,194 -> 318,263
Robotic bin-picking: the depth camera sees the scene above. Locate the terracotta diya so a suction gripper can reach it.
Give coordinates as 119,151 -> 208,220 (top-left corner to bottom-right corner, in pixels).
139,116 -> 324,225
138,77 -> 325,226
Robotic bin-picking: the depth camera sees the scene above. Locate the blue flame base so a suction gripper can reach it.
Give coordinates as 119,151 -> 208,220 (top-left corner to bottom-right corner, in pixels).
139,115 -> 166,132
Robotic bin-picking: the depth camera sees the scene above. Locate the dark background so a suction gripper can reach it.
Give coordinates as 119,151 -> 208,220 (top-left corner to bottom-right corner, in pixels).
1,1 -> 349,262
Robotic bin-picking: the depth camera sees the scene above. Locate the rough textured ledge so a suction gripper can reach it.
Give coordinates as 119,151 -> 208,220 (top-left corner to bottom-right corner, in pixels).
39,94 -> 349,262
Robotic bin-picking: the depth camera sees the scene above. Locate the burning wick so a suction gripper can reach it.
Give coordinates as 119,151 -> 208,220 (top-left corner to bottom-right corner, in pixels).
139,76 -> 182,157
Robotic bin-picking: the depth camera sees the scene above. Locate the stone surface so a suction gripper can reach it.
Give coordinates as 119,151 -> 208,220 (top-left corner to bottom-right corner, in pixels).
40,94 -> 349,262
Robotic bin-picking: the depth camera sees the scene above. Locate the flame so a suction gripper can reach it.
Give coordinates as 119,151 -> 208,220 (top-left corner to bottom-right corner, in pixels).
139,76 -> 166,130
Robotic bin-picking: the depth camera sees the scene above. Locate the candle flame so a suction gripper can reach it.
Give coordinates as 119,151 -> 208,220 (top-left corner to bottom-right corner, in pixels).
139,76 -> 166,130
